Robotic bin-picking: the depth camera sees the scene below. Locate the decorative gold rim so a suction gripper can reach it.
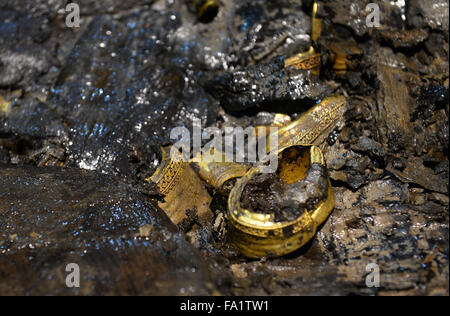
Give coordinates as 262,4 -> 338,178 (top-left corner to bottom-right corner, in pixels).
284,50 -> 321,70
273,95 -> 346,148
197,0 -> 219,22
227,145 -> 335,258
147,147 -> 185,195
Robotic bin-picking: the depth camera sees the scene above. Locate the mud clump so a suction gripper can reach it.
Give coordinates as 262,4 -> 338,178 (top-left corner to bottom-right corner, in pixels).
240,163 -> 329,222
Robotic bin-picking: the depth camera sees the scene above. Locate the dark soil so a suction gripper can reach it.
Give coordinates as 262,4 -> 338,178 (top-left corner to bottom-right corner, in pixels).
240,163 -> 329,222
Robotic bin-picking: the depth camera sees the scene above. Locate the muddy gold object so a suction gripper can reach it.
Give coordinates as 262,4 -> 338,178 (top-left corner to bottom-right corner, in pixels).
284,1 -> 322,71
195,160 -> 251,189
330,41 -> 363,76
269,95 -> 347,149
188,0 -> 220,23
190,149 -> 251,189
311,1 -> 322,44
228,145 -> 334,258
0,94 -> 11,114
147,147 -> 212,225
284,48 -> 321,70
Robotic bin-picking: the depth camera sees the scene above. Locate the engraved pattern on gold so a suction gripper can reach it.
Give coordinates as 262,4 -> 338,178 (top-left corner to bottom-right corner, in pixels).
285,53 -> 321,70
276,96 -> 346,148
227,145 -> 335,258
148,147 -> 213,225
155,160 -> 185,195
148,147 -> 186,195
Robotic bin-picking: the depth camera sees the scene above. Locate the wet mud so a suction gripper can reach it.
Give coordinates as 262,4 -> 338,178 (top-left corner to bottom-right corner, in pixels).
0,164 -> 225,295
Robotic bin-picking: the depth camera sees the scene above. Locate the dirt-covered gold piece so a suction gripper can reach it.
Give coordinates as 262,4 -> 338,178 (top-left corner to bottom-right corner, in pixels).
0,94 -> 12,114
227,145 -> 334,258
284,49 -> 321,70
195,160 -> 251,189
148,147 -> 212,225
284,1 -> 322,71
330,41 -> 363,76
273,95 -> 347,148
148,95 -> 345,257
311,1 -> 322,43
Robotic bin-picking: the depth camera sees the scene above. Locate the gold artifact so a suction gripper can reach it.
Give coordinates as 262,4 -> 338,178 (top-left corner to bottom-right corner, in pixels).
284,2 -> 322,71
188,0 -> 220,23
148,96 -> 346,257
310,1 -> 322,44
265,95 -> 347,150
227,145 -> 334,258
284,49 -> 321,70
195,159 -> 251,189
0,94 -> 12,114
329,41 -> 363,75
147,147 -> 212,225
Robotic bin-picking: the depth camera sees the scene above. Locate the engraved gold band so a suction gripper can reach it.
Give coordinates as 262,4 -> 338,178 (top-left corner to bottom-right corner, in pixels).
227,145 -> 335,258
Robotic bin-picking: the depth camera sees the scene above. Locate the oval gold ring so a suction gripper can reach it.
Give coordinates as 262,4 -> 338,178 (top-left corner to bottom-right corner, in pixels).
227,145 -> 335,258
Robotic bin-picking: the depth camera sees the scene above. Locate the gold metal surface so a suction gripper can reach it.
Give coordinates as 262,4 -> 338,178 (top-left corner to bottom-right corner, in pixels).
0,94 -> 11,114
148,147 -> 212,225
270,95 -> 347,149
311,1 -> 322,43
227,145 -> 335,258
195,160 -> 251,189
278,145 -> 310,184
330,41 -> 363,76
284,1 -> 322,72
284,49 -> 321,70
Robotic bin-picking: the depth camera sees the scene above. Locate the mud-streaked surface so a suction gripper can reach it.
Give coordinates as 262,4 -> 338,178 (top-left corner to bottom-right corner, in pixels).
0,164 -> 226,295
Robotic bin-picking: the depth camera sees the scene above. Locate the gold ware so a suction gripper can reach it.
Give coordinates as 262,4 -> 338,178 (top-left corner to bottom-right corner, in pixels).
148,96 -> 345,258
224,95 -> 345,258
0,94 -> 12,114
147,147 -> 212,225
269,95 -> 347,149
311,1 -> 322,44
227,145 -> 334,258
195,160 -> 251,189
284,49 -> 321,70
284,1 -> 322,71
188,0 -> 220,23
330,41 -> 363,76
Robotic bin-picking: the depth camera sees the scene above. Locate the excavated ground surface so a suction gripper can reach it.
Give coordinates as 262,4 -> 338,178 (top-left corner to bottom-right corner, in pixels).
1,0 -> 448,295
